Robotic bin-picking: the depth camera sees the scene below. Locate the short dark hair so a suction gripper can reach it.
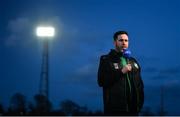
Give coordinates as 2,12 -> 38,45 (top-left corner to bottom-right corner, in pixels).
113,31 -> 128,41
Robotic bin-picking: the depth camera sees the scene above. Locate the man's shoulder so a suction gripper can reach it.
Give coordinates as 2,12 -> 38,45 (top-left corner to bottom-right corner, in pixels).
129,57 -> 141,65
129,57 -> 138,62
100,54 -> 109,60
129,57 -> 137,61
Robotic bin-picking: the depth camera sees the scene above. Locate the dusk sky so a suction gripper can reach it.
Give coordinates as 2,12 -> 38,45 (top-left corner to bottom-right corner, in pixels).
0,0 -> 180,115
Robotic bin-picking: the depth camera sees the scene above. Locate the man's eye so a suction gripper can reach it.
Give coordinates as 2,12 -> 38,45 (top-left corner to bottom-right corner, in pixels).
118,39 -> 128,42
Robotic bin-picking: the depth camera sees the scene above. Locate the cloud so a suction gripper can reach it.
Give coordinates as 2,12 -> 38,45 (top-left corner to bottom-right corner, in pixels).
163,79 -> 180,89
7,17 -> 30,34
154,66 -> 180,82
159,66 -> 180,76
142,64 -> 180,89
143,64 -> 180,77
63,62 -> 98,85
76,63 -> 96,76
4,16 -> 65,48
5,17 -> 32,47
143,66 -> 158,74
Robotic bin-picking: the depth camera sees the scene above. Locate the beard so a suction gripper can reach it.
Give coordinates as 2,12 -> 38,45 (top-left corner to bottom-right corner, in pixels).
115,46 -> 123,52
116,46 -> 128,52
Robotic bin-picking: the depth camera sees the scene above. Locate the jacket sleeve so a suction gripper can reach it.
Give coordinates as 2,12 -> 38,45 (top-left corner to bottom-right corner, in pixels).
131,58 -> 144,111
97,55 -> 122,88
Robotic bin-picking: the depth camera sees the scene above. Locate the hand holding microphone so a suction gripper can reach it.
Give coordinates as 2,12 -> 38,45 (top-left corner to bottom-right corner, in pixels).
122,64 -> 132,74
121,48 -> 132,74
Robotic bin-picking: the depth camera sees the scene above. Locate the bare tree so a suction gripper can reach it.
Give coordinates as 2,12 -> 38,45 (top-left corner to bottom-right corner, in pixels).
28,94 -> 52,115
8,92 -> 26,115
60,99 -> 80,115
0,104 -> 4,115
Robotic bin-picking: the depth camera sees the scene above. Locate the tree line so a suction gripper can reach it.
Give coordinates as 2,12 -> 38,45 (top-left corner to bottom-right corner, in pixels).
0,92 -> 168,116
0,92 -> 103,116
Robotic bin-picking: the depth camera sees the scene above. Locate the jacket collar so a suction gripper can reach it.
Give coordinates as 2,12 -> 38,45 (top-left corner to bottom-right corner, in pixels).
108,49 -> 123,58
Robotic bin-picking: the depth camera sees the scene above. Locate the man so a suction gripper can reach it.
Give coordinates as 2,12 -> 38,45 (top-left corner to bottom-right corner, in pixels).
97,31 -> 144,116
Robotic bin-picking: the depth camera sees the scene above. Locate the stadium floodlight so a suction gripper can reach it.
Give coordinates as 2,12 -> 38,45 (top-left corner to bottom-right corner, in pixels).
36,26 -> 55,38
35,25 -> 55,101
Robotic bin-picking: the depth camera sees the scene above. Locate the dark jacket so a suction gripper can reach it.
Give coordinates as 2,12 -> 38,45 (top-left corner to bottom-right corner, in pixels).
98,49 -> 144,115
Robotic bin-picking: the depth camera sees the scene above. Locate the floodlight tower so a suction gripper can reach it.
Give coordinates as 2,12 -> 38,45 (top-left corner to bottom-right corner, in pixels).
36,26 -> 55,99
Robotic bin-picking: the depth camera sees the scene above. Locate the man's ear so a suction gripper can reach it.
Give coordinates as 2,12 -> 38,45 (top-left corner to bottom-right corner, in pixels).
113,41 -> 116,46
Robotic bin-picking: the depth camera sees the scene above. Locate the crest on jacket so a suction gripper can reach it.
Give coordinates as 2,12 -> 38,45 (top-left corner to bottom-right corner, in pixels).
134,63 -> 139,69
113,63 -> 119,69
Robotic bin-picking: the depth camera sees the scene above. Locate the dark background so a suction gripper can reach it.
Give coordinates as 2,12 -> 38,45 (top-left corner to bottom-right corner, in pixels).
0,0 -> 180,115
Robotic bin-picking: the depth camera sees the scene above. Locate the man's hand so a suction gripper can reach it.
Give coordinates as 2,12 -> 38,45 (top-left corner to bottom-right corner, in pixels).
121,64 -> 132,74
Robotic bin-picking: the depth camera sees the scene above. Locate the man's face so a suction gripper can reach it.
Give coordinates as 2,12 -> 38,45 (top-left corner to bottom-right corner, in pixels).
114,34 -> 129,52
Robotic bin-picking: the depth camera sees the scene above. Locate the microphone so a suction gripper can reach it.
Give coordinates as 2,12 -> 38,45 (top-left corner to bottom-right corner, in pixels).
123,48 -> 136,74
122,48 -> 132,69
122,48 -> 131,59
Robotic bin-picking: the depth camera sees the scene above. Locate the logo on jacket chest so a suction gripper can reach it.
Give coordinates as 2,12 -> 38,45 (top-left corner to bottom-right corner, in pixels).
134,63 -> 139,69
113,62 -> 139,70
113,63 -> 119,69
